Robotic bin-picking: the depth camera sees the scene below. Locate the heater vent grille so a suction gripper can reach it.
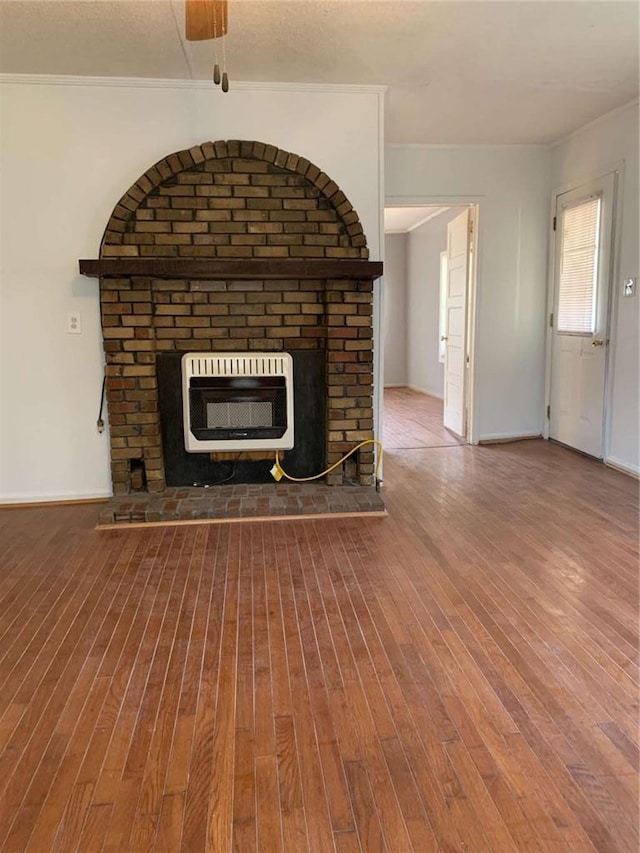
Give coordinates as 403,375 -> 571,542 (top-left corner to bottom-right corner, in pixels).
206,401 -> 273,429
185,355 -> 287,379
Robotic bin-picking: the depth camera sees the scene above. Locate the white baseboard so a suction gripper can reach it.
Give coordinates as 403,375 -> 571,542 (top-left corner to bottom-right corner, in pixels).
477,431 -> 542,445
0,490 -> 112,506
407,385 -> 444,400
604,456 -> 640,478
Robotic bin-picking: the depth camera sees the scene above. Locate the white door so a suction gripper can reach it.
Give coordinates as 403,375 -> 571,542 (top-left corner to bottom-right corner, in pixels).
549,173 -> 615,458
443,209 -> 470,437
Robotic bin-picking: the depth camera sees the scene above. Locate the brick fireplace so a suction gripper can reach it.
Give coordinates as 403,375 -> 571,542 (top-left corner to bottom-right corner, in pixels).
80,140 -> 382,503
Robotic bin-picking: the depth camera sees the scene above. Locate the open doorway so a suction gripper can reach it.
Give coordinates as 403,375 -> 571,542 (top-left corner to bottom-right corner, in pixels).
382,204 -> 477,451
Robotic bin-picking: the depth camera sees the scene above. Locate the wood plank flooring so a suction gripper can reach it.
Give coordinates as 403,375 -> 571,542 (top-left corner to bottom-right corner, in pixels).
383,387 -> 463,449
0,440 -> 638,851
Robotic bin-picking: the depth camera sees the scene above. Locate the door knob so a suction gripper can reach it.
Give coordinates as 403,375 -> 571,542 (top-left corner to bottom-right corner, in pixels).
441,336 -> 448,341
591,339 -> 605,347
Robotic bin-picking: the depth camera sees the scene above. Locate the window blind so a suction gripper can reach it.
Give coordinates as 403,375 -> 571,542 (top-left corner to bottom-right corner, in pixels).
557,196 -> 601,334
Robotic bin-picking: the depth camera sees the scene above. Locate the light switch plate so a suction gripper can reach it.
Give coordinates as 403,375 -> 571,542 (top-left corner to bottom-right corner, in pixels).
623,278 -> 636,297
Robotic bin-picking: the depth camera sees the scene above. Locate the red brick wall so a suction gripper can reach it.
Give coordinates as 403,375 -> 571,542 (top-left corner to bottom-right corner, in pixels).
99,141 -> 374,494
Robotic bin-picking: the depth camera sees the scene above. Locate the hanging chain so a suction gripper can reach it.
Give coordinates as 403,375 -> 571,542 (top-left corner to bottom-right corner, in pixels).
221,24 -> 229,92
212,1 -> 221,84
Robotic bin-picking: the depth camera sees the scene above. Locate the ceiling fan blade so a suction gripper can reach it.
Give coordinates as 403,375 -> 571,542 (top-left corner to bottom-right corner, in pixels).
185,0 -> 228,41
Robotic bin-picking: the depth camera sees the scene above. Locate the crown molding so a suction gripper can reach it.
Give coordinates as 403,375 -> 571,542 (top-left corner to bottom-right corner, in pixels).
547,98 -> 639,149
384,98 -> 640,151
385,142 -> 548,151
0,72 -> 386,96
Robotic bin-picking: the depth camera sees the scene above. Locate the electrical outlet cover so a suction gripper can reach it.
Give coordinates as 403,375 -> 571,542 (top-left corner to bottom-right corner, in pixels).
67,313 -> 82,334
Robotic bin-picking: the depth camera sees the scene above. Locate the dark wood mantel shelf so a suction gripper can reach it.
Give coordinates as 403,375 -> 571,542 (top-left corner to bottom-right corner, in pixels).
79,258 -> 383,281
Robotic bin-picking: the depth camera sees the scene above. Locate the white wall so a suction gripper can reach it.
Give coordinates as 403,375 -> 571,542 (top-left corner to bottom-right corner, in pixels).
550,103 -> 639,474
382,232 -> 407,386
0,77 -> 383,501
406,209 -> 460,398
386,145 -> 550,442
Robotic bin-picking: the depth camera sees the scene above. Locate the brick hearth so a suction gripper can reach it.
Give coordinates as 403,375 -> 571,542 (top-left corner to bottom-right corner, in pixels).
97,482 -> 385,527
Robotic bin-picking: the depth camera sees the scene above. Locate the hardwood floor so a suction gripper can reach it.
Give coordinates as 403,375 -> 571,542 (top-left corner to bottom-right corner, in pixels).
383,387 -> 463,449
0,440 -> 638,851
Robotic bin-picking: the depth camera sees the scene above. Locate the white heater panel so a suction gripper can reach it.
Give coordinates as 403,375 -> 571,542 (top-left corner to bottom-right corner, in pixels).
182,352 -> 294,452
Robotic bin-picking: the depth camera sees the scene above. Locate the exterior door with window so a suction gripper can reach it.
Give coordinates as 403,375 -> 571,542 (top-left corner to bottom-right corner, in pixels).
550,173 -> 615,458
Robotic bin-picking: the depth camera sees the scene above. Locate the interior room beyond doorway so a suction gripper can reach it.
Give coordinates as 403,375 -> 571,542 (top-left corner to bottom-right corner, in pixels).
383,204 -> 473,450
383,387 -> 463,449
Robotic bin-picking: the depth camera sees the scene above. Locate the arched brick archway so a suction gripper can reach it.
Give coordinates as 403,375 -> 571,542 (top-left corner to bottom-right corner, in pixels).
100,140 -> 369,260
93,140 -> 378,498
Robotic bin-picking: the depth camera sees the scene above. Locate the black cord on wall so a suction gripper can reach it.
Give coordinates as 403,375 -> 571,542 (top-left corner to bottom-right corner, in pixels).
97,373 -> 106,433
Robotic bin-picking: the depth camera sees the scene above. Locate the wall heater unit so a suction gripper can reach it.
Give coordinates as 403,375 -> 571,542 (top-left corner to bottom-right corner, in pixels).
182,352 -> 294,452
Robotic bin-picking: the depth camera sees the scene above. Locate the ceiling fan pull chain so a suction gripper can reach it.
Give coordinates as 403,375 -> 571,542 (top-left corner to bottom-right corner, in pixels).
221,29 -> 229,92
212,1 -> 221,85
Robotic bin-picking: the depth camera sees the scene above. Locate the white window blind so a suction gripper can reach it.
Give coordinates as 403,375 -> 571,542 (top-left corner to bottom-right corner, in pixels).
557,196 -> 601,334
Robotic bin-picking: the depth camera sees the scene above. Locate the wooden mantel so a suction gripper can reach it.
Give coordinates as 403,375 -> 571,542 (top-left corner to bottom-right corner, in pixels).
79,258 -> 383,281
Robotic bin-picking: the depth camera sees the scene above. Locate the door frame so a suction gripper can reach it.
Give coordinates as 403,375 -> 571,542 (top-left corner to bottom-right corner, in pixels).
543,162 -> 623,463
382,196 -> 480,445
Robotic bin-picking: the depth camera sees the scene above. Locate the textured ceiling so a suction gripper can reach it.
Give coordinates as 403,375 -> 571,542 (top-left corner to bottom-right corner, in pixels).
0,0 -> 638,145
